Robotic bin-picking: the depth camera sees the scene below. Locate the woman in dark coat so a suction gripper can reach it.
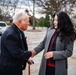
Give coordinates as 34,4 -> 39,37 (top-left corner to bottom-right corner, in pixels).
32,11 -> 76,75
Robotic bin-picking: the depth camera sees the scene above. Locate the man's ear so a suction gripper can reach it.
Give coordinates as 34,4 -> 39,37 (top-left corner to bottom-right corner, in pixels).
18,20 -> 22,24
18,20 -> 21,23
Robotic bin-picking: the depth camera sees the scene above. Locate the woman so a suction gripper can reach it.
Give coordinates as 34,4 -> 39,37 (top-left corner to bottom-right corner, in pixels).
32,11 -> 76,75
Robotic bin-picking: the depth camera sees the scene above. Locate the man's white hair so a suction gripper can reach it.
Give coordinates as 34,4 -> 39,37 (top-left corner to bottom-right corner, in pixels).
13,11 -> 28,23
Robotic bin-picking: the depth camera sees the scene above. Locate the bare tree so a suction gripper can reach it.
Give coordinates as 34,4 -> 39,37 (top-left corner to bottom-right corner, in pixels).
33,0 -> 76,17
0,0 -> 19,20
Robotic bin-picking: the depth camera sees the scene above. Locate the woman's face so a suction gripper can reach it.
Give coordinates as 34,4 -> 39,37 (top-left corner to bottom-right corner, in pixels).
53,15 -> 58,29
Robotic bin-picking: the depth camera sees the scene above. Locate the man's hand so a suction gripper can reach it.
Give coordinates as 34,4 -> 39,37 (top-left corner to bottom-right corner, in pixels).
44,52 -> 53,59
30,50 -> 36,57
27,59 -> 34,65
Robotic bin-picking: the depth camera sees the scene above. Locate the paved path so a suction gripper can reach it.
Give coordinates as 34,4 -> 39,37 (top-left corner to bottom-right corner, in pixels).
23,27 -> 76,75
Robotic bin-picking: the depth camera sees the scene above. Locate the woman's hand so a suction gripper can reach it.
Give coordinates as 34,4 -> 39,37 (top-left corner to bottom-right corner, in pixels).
44,52 -> 53,59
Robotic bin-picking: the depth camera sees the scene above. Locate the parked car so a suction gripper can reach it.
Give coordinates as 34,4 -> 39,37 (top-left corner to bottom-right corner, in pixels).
0,21 -> 7,36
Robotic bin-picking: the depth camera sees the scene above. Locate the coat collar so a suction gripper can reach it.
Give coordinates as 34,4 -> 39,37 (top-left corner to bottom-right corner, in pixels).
44,28 -> 56,53
11,23 -> 23,36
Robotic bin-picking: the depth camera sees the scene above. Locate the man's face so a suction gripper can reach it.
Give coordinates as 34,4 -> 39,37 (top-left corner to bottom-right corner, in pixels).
19,16 -> 30,31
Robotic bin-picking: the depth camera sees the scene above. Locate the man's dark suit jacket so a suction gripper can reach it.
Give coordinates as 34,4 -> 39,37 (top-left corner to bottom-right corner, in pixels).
0,24 -> 32,75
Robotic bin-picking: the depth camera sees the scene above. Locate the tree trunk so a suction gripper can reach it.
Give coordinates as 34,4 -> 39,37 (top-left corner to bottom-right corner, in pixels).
33,0 -> 35,30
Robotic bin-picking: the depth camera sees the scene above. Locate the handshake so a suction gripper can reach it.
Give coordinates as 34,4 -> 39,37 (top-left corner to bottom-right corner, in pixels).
30,50 -> 37,57
26,50 -> 36,65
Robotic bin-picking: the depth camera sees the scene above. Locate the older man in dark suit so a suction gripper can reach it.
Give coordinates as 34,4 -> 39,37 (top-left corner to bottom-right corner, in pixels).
0,11 -> 33,75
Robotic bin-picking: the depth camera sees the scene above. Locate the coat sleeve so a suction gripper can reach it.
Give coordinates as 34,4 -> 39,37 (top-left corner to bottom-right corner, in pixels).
4,34 -> 32,60
34,29 -> 49,54
53,40 -> 74,60
34,36 -> 46,54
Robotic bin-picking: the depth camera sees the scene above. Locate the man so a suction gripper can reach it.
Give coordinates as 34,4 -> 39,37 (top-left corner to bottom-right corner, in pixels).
0,11 -> 33,75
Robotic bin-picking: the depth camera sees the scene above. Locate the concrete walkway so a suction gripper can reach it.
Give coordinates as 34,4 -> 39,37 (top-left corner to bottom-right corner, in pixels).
23,27 -> 76,75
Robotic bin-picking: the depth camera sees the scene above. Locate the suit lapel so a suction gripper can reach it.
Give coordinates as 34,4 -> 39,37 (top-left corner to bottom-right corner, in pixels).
22,34 -> 28,50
